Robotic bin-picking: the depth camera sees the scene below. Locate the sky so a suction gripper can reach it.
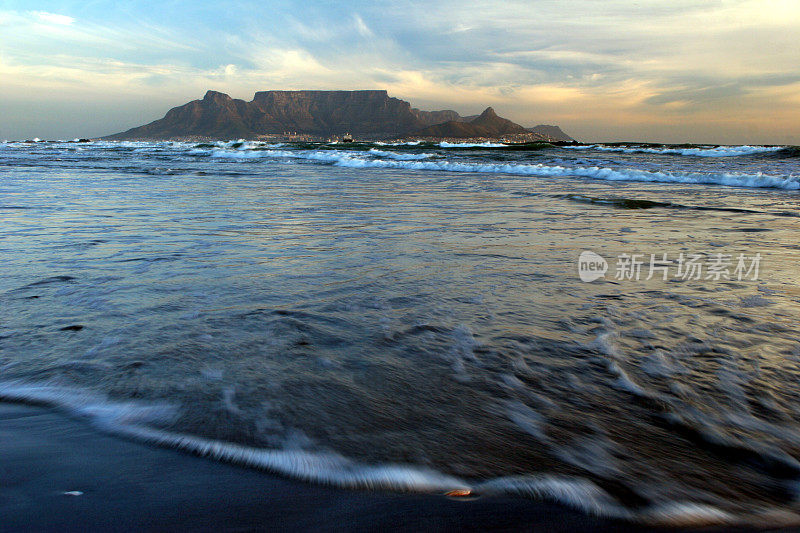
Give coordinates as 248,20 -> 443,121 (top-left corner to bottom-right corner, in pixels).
1,0 -> 799,143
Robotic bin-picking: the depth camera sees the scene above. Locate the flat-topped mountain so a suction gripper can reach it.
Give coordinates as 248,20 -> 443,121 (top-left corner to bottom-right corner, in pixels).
107,90 -> 448,140
104,90 -> 573,141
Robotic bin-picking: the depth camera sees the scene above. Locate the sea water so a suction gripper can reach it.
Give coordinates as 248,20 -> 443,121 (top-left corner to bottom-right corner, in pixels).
1,139 -> 800,525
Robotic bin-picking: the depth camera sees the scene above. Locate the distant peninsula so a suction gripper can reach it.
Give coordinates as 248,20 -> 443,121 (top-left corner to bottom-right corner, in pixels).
104,90 -> 574,142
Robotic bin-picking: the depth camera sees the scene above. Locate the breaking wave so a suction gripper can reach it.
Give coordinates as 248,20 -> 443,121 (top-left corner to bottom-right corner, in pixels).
243,149 -> 800,190
564,144 -> 786,157
3,379 -> 791,526
438,141 -> 508,148
367,148 -> 433,160
0,380 -> 467,492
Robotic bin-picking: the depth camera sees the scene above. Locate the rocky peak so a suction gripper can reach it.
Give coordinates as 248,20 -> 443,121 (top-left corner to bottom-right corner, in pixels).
203,90 -> 233,103
476,107 -> 497,120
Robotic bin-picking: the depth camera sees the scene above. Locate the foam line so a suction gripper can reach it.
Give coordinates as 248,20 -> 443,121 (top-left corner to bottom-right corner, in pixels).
564,144 -> 784,157
246,149 -> 800,190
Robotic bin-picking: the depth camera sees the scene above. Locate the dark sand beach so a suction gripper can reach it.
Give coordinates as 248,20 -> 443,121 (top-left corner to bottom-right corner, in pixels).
0,402 -> 647,532
1,402 -> 787,532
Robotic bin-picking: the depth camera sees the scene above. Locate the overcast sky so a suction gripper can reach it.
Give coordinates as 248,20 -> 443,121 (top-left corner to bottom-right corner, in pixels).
1,0 -> 799,143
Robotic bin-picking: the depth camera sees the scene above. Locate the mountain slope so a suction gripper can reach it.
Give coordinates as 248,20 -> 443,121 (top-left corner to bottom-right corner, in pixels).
106,90 -> 461,140
107,91 -> 253,140
407,107 -> 529,138
526,125 -> 575,142
104,90 -> 574,142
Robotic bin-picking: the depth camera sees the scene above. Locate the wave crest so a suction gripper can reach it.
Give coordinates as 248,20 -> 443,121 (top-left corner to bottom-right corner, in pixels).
244,149 -> 800,190
3,379 -> 799,527
564,144 -> 785,157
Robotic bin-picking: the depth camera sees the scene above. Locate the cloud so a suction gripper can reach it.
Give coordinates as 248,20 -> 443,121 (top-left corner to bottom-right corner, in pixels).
31,11 -> 75,25
353,14 -> 373,38
0,0 -> 799,142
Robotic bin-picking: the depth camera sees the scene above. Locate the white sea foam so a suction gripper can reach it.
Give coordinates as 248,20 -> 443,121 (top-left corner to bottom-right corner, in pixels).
565,144 -> 784,157
0,381 -> 178,427
251,149 -> 799,190
640,502 -> 735,526
438,141 -> 507,148
374,141 -> 421,146
449,324 -> 478,379
1,379 -> 795,526
477,475 -> 630,518
367,148 -> 432,160
0,380 -> 467,492
208,149 -> 266,159
505,400 -> 548,442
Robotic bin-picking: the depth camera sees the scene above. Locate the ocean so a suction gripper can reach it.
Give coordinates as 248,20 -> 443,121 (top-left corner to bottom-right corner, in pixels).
1,139 -> 800,525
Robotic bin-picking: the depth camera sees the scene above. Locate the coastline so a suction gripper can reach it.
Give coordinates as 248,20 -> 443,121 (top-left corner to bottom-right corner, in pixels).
0,402 -> 632,532
0,402 -> 783,532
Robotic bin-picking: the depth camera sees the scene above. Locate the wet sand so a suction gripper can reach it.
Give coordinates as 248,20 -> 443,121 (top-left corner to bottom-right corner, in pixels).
0,402 -> 666,532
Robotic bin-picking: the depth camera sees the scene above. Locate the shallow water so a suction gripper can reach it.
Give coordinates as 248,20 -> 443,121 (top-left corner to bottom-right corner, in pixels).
2,139 -> 800,525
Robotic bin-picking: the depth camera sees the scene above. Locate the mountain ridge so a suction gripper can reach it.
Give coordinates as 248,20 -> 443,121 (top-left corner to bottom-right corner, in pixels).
526,124 -> 574,142
408,107 -> 531,139
104,90 -> 574,141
